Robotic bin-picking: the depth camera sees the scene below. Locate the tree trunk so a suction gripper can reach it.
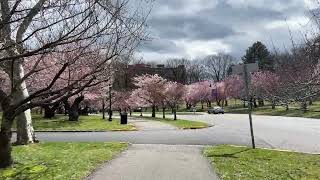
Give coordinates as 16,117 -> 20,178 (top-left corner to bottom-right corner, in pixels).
258,99 -> 264,106
43,103 -> 61,119
68,96 -> 84,121
243,100 -> 246,108
162,107 -> 165,119
253,98 -> 258,108
152,105 -> 156,118
102,99 -> 105,119
201,102 -> 204,109
12,63 -> 36,145
108,109 -> 113,121
69,108 -> 80,121
271,101 -> 276,109
44,105 -> 55,118
0,113 -> 14,168
285,104 -> 289,111
63,99 -> 70,115
301,102 -> 308,113
217,100 -> 221,106
57,106 -> 64,114
173,106 -> 177,120
225,100 -> 228,107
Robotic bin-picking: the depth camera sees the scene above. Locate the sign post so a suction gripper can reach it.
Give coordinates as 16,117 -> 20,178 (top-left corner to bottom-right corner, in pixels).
232,63 -> 258,149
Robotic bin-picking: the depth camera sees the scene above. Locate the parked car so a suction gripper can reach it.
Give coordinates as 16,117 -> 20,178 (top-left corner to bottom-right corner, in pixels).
208,106 -> 224,114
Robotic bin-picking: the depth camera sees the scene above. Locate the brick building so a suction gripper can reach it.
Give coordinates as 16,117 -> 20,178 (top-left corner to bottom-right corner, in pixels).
113,63 -> 186,90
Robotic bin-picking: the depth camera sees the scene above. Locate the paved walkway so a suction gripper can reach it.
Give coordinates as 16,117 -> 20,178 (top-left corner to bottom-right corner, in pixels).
129,117 -> 178,131
87,144 -> 219,180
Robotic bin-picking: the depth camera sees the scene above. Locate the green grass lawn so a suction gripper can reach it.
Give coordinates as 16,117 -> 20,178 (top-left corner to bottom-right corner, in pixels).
0,142 -> 128,180
133,115 -> 209,129
225,104 -> 320,119
0,113 -> 136,131
132,111 -> 203,116
139,106 -> 206,113
31,114 -> 136,131
204,145 -> 320,180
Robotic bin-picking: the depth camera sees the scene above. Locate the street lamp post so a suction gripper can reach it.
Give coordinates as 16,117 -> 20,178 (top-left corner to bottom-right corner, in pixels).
102,98 -> 105,119
108,84 -> 112,121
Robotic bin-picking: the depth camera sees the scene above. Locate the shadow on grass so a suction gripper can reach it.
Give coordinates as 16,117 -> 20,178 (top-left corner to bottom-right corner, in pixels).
206,148 -> 251,159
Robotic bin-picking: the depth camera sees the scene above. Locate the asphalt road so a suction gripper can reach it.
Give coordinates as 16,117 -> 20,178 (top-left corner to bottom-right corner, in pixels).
30,113 -> 320,153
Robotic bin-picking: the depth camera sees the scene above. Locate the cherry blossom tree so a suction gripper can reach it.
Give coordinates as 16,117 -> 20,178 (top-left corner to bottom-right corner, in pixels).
131,74 -> 167,117
251,71 -> 282,109
183,81 -> 212,109
191,81 -> 212,109
184,84 -> 199,109
127,90 -> 149,117
0,0 -> 150,168
165,82 -> 185,120
212,81 -> 228,107
112,91 -> 131,113
224,75 -> 244,106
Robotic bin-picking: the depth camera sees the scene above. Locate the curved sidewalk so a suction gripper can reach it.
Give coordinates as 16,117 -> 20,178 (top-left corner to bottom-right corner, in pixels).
129,117 -> 178,131
87,144 -> 219,180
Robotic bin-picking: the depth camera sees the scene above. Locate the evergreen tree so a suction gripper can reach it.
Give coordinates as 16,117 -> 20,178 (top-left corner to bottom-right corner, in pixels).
242,41 -> 274,71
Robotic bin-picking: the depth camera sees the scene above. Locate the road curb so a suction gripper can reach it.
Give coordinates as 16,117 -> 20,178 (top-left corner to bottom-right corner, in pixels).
11,129 -> 138,133
227,145 -> 320,155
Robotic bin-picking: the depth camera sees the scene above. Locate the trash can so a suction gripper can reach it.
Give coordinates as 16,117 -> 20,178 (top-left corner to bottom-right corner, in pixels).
120,112 -> 128,124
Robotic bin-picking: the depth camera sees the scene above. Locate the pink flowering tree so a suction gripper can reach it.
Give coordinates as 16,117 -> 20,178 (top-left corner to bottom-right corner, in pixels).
223,75 -> 244,106
0,0 -> 150,168
183,81 -> 212,110
211,81 -> 227,107
191,81 -> 212,109
184,84 -> 199,109
251,71 -> 285,109
112,91 -> 131,113
165,82 -> 185,120
127,90 -> 150,117
131,74 -> 167,117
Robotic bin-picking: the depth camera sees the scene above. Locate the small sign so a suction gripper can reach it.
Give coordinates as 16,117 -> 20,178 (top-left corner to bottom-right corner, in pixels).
232,63 -> 259,75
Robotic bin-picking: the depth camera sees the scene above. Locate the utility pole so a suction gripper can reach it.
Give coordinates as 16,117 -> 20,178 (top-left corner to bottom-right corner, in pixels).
108,84 -> 113,121
102,98 -> 105,120
243,64 -> 256,149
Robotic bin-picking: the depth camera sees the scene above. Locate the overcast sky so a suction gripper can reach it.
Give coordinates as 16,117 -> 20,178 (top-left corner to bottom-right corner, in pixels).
136,0 -> 318,62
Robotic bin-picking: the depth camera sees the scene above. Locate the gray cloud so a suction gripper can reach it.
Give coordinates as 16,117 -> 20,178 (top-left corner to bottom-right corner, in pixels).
149,15 -> 238,40
139,0 -> 314,61
140,39 -> 184,54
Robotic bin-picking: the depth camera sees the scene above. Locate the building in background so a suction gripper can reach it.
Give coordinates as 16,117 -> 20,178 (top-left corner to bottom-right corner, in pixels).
113,63 -> 186,90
